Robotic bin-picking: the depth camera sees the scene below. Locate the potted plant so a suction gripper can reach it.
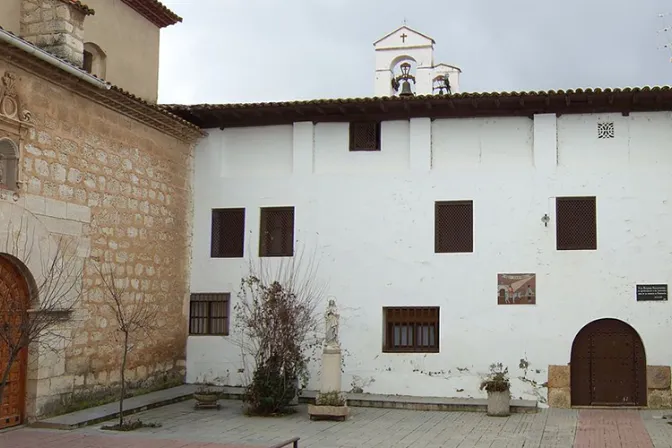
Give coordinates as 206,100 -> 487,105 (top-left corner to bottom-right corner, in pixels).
308,391 -> 349,421
194,383 -> 220,409
480,362 -> 511,417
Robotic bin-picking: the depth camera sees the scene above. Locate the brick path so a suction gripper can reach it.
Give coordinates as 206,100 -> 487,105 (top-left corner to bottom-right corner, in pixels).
3,402 -> 672,447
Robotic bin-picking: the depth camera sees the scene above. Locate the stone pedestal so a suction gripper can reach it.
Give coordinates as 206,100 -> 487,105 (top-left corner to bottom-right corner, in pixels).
320,345 -> 342,393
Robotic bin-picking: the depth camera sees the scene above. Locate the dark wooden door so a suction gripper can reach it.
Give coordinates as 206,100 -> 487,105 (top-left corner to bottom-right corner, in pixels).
570,318 -> 646,407
0,256 -> 29,429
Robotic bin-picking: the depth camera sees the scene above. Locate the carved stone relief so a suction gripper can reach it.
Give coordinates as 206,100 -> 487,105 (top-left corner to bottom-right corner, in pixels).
0,71 -> 34,196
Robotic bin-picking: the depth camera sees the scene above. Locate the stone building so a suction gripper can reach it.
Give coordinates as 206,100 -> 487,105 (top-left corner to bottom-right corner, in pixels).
0,0 -> 202,428
172,26 -> 672,410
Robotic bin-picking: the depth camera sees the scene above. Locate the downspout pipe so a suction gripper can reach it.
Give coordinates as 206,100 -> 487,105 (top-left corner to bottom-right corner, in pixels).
0,28 -> 111,90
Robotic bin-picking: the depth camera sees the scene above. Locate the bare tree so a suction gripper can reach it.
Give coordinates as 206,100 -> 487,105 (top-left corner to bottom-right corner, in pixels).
93,260 -> 160,428
0,214 -> 83,406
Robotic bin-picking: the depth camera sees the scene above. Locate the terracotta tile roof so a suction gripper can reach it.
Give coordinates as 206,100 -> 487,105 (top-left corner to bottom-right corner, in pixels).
60,0 -> 95,15
164,86 -> 672,129
121,0 -> 182,28
0,26 -> 202,141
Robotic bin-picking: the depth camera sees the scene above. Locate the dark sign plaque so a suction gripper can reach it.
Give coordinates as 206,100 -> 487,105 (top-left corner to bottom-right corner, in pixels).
636,284 -> 668,301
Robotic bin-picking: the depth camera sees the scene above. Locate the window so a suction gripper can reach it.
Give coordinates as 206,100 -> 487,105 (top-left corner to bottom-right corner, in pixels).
211,208 -> 245,258
349,121 -> 381,151
189,293 -> 230,335
383,307 -> 439,353
435,201 -> 473,253
556,197 -> 597,250
82,42 -> 107,79
83,50 -> 93,73
259,206 -> 294,257
0,138 -> 18,191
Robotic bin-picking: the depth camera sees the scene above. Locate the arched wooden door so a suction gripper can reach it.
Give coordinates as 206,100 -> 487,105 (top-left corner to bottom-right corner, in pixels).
571,318 -> 646,406
0,256 -> 29,429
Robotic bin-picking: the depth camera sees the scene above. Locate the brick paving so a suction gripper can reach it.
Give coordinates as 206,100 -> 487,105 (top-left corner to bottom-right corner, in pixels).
4,400 -> 672,447
574,410 -> 653,448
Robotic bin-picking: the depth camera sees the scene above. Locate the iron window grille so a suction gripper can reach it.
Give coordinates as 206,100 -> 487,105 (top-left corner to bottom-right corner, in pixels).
556,196 -> 597,250
210,208 -> 245,258
383,307 -> 440,353
189,293 -> 230,335
435,200 -> 474,253
349,121 -> 381,151
259,206 -> 295,257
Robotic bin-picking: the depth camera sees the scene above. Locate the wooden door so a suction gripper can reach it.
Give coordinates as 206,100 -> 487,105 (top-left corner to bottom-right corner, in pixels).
570,318 -> 646,407
0,256 -> 29,429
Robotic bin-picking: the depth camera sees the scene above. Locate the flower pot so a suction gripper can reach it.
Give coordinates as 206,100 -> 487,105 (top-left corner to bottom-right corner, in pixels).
486,390 -> 510,417
194,393 -> 220,409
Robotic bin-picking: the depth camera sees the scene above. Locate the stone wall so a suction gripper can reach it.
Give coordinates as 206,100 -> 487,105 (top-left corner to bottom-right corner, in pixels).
547,365 -> 672,409
20,0 -> 87,67
0,60 -> 196,418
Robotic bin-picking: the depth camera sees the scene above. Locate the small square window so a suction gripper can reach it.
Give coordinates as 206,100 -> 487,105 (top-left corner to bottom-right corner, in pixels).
349,122 -> 381,151
211,208 -> 245,258
597,122 -> 615,139
259,206 -> 294,257
435,201 -> 473,253
556,196 -> 597,250
189,293 -> 230,335
383,307 -> 440,353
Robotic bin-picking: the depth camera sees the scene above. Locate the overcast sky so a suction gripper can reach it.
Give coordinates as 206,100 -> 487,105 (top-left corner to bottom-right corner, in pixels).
157,0 -> 672,105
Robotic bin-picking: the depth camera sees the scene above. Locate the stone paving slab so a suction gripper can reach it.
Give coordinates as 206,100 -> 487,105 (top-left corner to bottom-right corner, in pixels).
0,428 -> 264,447
33,385 -> 198,430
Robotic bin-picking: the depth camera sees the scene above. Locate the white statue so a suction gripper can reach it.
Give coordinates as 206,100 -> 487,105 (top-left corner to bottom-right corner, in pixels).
325,298 -> 339,347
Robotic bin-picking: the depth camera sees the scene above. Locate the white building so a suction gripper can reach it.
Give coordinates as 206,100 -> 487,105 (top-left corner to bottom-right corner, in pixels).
170,27 -> 672,409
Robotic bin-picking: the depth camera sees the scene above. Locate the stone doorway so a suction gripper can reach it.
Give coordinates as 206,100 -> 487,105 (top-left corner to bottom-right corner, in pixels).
0,255 -> 30,429
570,318 -> 646,406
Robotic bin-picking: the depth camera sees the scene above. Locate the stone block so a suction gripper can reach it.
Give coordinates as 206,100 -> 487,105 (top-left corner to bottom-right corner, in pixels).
24,194 -> 46,214
547,365 -> 570,388
647,365 -> 671,390
66,202 -> 91,222
40,215 -> 83,236
648,389 -> 672,409
547,388 -> 571,408
45,197 -> 67,218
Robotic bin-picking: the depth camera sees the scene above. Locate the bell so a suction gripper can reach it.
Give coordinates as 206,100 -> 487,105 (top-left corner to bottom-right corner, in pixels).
399,80 -> 414,97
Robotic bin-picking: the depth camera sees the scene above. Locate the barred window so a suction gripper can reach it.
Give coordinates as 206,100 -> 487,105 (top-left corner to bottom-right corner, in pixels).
349,122 -> 381,151
556,197 -> 597,250
435,201 -> 473,253
259,207 -> 294,257
383,307 -> 440,353
189,293 -> 230,335
211,208 -> 245,258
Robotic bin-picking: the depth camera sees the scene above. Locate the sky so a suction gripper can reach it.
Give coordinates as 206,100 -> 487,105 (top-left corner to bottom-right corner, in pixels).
157,0 -> 672,105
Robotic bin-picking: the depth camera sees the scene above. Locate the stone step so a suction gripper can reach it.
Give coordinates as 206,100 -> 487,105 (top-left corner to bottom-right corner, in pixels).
32,385 -> 198,430
220,386 -> 538,414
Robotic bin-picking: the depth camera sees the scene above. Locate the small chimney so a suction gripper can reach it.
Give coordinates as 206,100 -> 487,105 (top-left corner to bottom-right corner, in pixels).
20,0 -> 95,68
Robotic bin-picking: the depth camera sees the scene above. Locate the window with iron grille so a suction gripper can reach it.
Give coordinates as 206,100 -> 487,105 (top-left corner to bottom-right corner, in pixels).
556,196 -> 597,250
435,201 -> 473,253
211,208 -> 245,258
349,121 -> 381,151
189,293 -> 230,335
383,307 -> 440,353
259,206 -> 295,257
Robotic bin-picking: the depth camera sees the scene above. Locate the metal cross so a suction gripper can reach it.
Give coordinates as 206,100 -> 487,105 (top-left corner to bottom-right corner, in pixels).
400,33 -> 408,43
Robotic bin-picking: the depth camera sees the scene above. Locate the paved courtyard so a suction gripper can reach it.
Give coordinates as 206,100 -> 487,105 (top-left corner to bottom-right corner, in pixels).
3,400 -> 672,447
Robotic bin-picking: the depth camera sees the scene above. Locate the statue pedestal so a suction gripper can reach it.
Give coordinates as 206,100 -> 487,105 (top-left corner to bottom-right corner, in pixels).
309,344 -> 349,422
320,345 -> 342,393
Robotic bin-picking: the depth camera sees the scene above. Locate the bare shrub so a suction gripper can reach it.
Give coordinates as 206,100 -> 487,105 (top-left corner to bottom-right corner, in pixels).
234,246 -> 326,415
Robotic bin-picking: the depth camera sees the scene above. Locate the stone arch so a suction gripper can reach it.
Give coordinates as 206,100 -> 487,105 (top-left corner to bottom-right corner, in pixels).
83,42 -> 107,79
570,318 -> 647,406
0,137 -> 18,190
